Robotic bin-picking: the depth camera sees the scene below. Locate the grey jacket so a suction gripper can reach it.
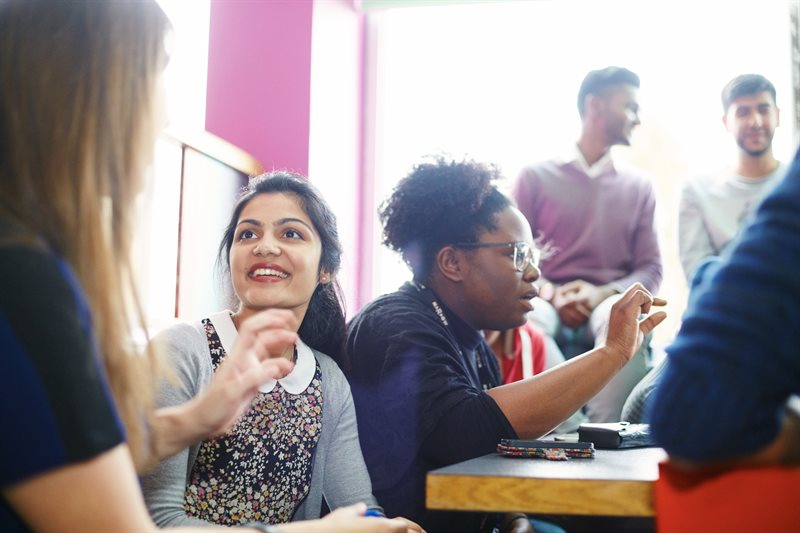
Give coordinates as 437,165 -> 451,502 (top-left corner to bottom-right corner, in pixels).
140,318 -> 377,526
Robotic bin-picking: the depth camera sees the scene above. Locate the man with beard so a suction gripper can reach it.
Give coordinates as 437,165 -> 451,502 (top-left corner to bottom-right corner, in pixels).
513,66 -> 662,423
679,74 -> 787,282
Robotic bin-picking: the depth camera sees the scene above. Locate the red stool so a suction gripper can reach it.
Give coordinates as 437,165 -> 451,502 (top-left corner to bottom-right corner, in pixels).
655,461 -> 800,532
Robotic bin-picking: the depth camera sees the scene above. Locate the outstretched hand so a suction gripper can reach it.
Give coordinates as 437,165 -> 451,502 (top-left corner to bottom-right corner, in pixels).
148,309 -> 299,468
192,309 -> 298,438
604,283 -> 667,363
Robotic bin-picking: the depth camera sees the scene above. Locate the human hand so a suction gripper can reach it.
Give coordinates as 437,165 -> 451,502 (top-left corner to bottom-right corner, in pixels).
565,279 -> 618,311
556,301 -> 591,329
391,515 -> 425,533
316,503 -> 419,533
603,283 -> 666,363
553,282 -> 591,328
192,309 -> 298,437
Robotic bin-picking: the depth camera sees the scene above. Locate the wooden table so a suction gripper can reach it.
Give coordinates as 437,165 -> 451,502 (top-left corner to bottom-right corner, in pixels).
426,447 -> 666,517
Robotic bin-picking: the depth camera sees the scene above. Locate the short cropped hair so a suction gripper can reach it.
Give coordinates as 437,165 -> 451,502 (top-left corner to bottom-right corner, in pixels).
721,74 -> 776,111
577,66 -> 640,117
379,156 -> 511,281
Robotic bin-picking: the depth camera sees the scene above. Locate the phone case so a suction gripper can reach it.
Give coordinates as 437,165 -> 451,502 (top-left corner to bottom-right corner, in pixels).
497,438 -> 595,460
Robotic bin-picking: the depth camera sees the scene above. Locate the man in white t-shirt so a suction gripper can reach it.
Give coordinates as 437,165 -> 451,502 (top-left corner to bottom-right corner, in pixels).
679,74 -> 787,282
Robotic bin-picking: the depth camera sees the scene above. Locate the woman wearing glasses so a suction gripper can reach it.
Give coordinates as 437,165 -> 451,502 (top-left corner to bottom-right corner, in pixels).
343,157 -> 667,533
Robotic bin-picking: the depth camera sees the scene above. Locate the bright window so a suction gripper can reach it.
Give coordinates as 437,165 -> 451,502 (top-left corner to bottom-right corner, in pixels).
367,0 -> 797,342
135,0 -> 213,330
156,0 -> 210,133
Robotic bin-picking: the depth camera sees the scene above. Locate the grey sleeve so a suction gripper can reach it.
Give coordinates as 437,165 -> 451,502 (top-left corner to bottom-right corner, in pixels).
317,355 -> 378,511
140,323 -> 214,528
679,181 -> 716,283
621,356 -> 669,424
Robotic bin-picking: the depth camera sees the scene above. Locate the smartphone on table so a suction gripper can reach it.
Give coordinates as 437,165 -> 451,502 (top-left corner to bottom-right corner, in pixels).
497,438 -> 595,459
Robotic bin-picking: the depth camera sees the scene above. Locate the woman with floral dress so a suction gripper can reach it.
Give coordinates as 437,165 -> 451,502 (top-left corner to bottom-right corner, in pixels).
141,172 -> 420,532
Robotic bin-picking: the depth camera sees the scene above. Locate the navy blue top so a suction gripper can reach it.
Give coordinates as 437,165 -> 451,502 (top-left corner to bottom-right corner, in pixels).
346,282 -> 516,532
650,148 -> 800,462
0,239 -> 124,531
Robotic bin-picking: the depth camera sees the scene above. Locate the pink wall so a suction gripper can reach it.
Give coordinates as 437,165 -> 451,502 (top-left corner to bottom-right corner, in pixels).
205,0 -> 368,313
206,0 -> 314,174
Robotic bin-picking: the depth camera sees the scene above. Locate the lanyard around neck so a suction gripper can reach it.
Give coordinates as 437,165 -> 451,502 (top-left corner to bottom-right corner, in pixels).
411,280 -> 449,327
410,280 -> 496,387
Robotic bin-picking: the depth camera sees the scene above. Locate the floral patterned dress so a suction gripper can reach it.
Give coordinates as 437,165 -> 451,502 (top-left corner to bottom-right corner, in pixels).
183,318 -> 324,525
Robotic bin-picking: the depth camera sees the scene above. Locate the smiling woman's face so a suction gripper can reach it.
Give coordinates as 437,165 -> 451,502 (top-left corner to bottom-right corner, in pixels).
229,192 -> 325,325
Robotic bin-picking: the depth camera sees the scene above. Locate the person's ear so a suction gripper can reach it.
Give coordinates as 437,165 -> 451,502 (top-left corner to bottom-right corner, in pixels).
319,270 -> 332,285
436,246 -> 465,283
585,93 -> 604,119
775,106 -> 781,128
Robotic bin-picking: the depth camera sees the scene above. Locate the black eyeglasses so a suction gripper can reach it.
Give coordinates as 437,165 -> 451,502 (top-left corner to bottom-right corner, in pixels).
451,241 -> 540,272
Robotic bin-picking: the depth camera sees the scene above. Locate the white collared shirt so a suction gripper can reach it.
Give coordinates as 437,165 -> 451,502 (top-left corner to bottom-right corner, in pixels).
208,310 -> 316,394
561,144 -> 614,179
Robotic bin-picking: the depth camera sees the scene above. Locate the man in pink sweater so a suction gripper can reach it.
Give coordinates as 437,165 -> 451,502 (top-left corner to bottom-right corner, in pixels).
512,66 -> 662,422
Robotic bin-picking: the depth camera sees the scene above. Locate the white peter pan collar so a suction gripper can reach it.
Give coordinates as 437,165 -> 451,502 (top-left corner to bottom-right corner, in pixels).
207,310 -> 316,395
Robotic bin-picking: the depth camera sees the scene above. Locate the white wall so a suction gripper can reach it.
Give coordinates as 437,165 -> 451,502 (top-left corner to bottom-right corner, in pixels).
309,0 -> 366,314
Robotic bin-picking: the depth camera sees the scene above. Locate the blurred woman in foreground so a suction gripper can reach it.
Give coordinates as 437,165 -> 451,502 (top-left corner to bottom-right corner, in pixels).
0,2 -> 407,532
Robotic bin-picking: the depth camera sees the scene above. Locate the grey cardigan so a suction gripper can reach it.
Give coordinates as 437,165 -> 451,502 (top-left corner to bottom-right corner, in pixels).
140,318 -> 378,527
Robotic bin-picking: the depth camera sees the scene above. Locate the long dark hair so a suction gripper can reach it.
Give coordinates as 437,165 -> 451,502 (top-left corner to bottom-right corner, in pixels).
220,171 -> 346,360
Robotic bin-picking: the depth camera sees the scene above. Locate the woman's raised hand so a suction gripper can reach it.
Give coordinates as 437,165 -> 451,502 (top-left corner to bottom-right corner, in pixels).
192,309 -> 298,438
604,283 -> 667,364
